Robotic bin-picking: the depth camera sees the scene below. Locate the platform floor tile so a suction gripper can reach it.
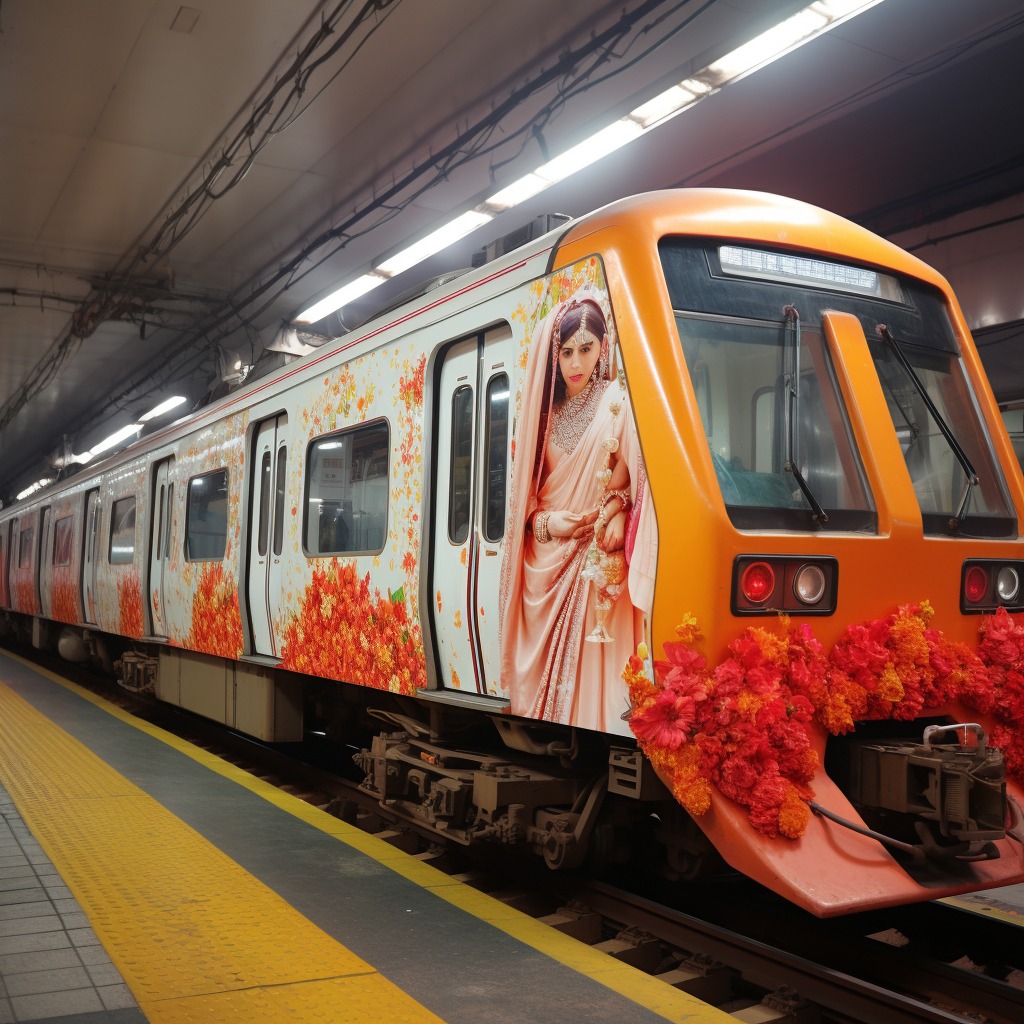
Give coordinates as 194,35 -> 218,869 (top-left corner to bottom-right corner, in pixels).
0,783 -> 145,1024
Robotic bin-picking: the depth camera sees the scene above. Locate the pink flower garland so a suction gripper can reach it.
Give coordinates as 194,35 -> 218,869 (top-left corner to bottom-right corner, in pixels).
625,604 -> 1024,839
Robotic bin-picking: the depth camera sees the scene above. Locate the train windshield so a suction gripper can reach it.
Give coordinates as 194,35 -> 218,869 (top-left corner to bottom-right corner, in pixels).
672,310 -> 875,531
659,239 -> 1016,537
865,328 -> 1013,535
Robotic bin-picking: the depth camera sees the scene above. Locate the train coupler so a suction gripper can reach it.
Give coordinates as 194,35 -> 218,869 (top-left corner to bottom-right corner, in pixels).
831,722 -> 1009,862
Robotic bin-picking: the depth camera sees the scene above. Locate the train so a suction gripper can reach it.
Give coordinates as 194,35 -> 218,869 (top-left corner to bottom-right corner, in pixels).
2,188 -> 1023,917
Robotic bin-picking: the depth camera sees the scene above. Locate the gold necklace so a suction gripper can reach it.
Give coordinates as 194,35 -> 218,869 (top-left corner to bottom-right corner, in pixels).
550,378 -> 607,454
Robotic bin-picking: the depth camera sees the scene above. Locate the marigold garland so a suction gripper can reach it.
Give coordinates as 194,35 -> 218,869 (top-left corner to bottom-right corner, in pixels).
626,602 -> 1024,840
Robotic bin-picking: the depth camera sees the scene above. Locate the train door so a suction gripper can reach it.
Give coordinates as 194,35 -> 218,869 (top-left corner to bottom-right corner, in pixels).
9,518 -> 20,611
148,458 -> 175,636
0,520 -> 9,608
247,414 -> 288,657
37,505 -> 52,615
82,489 -> 101,624
431,324 -> 513,696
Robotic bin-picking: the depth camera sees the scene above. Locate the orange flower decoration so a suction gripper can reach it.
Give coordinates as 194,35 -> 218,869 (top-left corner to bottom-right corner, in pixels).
627,601 -> 1024,842
50,570 -> 80,625
186,562 -> 244,659
278,559 -> 426,694
117,571 -> 144,638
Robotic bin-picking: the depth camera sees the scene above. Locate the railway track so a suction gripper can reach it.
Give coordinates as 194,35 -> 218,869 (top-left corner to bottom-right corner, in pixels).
13,645 -> 1024,1024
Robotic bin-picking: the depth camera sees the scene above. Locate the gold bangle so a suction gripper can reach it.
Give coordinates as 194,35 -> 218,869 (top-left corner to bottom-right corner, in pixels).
600,488 -> 630,514
534,511 -> 552,543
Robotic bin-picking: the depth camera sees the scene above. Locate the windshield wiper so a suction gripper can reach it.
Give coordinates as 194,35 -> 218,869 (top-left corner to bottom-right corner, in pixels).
877,324 -> 978,528
879,375 -> 920,454
783,305 -> 828,524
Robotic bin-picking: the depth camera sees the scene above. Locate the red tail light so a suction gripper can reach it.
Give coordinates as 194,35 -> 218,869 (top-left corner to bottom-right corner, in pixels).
741,562 -> 775,604
964,565 -> 988,604
960,560 -> 1024,612
733,555 -> 837,615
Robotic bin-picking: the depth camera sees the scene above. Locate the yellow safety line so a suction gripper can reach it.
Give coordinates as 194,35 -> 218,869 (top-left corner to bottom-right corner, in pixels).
1,652 -> 734,1022
0,681 -> 444,1024
940,893 -> 1024,927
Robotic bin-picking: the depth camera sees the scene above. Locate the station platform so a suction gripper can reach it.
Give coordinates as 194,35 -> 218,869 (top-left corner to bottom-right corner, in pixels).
0,650 -> 733,1024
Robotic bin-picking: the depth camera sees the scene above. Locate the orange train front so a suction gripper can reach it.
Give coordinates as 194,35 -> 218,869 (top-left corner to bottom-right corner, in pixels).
2,189 -> 1024,917
558,191 -> 1024,914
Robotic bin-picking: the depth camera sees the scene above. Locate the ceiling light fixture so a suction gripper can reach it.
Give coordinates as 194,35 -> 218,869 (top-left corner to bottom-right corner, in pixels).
296,273 -> 390,324
375,211 -> 494,277
140,396 -> 187,421
294,0 -> 885,325
16,478 -> 53,501
89,423 -> 143,457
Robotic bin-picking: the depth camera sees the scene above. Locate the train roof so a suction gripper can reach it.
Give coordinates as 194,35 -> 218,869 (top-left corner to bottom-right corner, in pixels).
1,188 -> 955,516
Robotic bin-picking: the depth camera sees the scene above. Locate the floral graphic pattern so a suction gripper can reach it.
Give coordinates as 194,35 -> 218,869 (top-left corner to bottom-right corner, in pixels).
117,570 -> 144,638
278,558 -> 425,694
50,570 -> 80,625
185,562 -> 244,659
14,578 -> 39,617
276,343 -> 428,670
626,603 -> 1024,839
160,411 -> 247,650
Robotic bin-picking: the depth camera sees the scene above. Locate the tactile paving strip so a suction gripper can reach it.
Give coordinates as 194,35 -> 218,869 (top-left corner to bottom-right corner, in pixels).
0,681 -> 444,1024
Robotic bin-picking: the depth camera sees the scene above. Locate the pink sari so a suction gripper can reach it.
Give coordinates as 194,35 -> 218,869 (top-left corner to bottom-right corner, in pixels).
500,307 -> 656,733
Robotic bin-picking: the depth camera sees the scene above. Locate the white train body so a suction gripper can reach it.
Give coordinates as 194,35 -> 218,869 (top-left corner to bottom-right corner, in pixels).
0,228 -> 579,736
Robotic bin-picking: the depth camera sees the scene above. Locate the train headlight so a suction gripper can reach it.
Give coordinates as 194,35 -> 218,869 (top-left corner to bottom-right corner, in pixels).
961,560 -> 1024,612
793,563 -> 827,605
733,555 -> 836,615
997,566 -> 1020,603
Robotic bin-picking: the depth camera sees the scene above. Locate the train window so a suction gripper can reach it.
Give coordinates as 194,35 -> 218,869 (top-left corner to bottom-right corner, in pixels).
185,469 -> 229,561
0,525 -> 8,607
52,515 -> 74,566
164,483 -> 174,559
109,498 -> 136,564
675,312 -> 875,532
257,452 -> 271,557
483,374 -> 509,542
449,385 -> 474,544
866,334 -> 1015,537
304,419 -> 389,556
155,486 -> 165,558
273,446 -> 287,557
19,522 -> 34,568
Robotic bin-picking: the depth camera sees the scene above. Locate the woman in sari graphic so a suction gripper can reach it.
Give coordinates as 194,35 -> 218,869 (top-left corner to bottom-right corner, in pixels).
499,288 -> 656,732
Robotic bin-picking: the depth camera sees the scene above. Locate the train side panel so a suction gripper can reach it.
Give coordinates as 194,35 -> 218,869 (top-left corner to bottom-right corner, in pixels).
0,519 -> 9,610
9,506 -> 41,616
